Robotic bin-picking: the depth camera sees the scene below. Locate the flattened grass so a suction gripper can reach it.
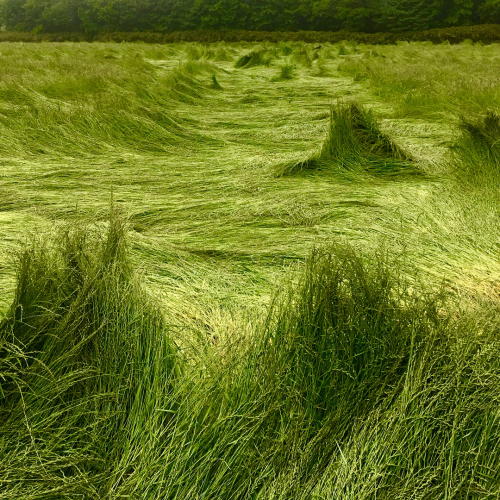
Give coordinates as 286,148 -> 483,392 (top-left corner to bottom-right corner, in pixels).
1,40 -> 500,497
2,226 -> 499,498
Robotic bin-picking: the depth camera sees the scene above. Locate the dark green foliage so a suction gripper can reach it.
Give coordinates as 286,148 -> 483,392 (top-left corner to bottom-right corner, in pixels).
2,24 -> 500,44
373,0 -> 443,32
0,0 -> 496,35
282,102 -> 415,175
478,0 -> 500,22
335,0 -> 375,32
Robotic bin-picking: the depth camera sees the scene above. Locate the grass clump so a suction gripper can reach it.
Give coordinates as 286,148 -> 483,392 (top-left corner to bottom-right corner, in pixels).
210,73 -> 223,89
272,62 -> 295,81
453,110 -> 500,169
244,243 -> 500,498
338,43 -> 349,55
0,212 -> 181,497
449,110 -> 500,194
291,46 -> 313,67
235,47 -> 273,68
313,61 -> 333,77
280,101 -> 415,176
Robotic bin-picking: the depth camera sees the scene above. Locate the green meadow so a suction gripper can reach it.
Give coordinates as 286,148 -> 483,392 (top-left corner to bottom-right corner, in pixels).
1,40 -> 500,498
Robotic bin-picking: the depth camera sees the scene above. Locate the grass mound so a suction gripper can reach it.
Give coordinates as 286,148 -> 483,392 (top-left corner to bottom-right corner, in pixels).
1,229 -> 499,497
279,101 -> 416,176
0,212 -> 181,497
235,47 -> 273,68
242,243 -> 500,497
452,110 -> 500,186
291,46 -> 313,67
272,63 -> 295,81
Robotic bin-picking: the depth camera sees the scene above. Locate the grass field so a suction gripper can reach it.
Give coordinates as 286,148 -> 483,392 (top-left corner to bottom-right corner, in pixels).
1,40 -> 500,498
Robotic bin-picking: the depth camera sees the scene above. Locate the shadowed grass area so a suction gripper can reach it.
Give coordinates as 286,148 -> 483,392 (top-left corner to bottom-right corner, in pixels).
272,62 -> 295,81
453,111 -> 500,185
279,101 -> 416,176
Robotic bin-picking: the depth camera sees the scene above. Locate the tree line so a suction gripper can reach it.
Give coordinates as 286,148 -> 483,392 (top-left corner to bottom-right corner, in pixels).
1,0 -> 499,34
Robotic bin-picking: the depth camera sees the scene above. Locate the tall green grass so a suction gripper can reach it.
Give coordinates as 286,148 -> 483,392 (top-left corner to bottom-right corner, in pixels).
452,110 -> 500,188
2,218 -> 499,498
336,42 -> 500,119
0,213 -> 181,497
279,101 -> 416,176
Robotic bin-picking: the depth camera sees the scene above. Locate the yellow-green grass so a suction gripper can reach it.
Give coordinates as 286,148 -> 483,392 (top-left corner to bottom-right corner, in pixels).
1,41 -> 499,318
1,40 -> 500,498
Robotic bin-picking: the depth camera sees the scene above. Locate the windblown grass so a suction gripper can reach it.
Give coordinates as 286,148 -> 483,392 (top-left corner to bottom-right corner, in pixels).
1,40 -> 500,497
0,212 -> 181,497
1,225 -> 499,498
235,47 -> 273,68
453,110 -> 500,177
272,62 -> 295,81
279,101 -> 415,176
337,41 -> 500,119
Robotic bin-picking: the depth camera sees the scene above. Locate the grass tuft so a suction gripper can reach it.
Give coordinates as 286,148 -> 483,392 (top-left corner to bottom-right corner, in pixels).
0,211 -> 181,497
451,110 -> 500,188
338,44 -> 349,55
235,47 -> 273,68
279,101 -> 416,176
272,63 -> 295,81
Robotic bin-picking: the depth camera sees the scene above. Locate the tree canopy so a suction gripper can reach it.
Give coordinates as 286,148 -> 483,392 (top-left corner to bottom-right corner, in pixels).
0,0 -> 496,33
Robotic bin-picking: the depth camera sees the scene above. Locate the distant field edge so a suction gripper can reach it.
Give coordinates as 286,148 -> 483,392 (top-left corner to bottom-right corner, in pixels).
1,24 -> 500,45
